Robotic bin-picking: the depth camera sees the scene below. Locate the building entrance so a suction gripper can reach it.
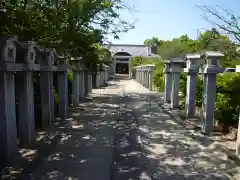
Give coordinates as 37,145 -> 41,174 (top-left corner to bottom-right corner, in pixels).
116,63 -> 129,74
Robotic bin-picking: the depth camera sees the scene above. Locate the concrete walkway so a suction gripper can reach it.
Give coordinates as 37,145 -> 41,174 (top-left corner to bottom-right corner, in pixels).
15,78 -> 240,179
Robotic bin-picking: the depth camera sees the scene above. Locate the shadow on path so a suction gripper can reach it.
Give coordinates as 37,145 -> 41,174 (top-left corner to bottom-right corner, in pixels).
1,79 -> 240,180
10,80 -> 124,180
131,90 -> 240,180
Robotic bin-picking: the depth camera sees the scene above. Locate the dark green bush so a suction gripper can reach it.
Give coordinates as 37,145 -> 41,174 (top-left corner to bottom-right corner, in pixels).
153,71 -> 165,91
68,71 -> 73,103
215,73 -> 240,126
33,71 -> 73,129
130,56 -> 165,91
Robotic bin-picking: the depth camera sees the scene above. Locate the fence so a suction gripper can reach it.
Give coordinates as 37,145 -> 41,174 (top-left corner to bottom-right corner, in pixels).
0,36 -> 110,168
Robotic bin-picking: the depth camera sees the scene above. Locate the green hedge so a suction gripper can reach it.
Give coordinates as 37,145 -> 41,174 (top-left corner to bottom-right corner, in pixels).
33,71 -> 73,129
130,56 -> 165,91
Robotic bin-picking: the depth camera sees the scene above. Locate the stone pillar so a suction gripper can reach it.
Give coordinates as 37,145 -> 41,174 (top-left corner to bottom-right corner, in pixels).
184,54 -> 201,118
145,70 -> 148,87
40,50 -> 55,129
113,57 -> 116,78
164,60 -> 172,103
138,69 -> 141,83
105,68 -> 108,83
72,65 -> 80,106
15,43 -> 37,146
0,37 -> 18,166
148,70 -> 153,90
101,71 -> 104,86
138,69 -> 140,82
88,73 -> 92,93
170,59 -> 182,108
79,70 -> 85,100
96,72 -> 100,88
139,69 -> 141,83
145,70 -> 149,88
103,70 -> 106,84
58,57 -> 68,119
185,69 -> 198,117
104,68 -> 107,84
143,70 -> 147,87
92,73 -> 96,89
143,70 -> 145,86
237,113 -> 240,157
128,60 -> 132,79
104,70 -> 106,84
145,65 -> 155,90
235,65 -> 240,157
200,52 -> 224,134
136,69 -> 138,81
138,69 -> 140,83
84,70 -> 89,96
99,71 -> 102,86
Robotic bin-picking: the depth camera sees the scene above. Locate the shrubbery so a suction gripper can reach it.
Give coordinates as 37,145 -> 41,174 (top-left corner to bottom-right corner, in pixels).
131,56 -> 165,91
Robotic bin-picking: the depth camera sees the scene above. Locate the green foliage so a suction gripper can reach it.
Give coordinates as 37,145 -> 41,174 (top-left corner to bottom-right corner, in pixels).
157,35 -> 198,59
153,71 -> 165,92
1,0 -> 133,70
130,56 -> 165,91
144,37 -> 163,54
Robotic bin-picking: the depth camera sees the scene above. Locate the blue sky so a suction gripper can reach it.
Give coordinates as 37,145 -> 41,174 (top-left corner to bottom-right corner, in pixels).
108,0 -> 239,44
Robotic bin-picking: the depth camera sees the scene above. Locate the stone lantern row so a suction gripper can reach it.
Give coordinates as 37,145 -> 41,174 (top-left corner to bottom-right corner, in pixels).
135,64 -> 155,91
0,36 -> 110,168
70,61 -> 109,105
164,51 -> 225,135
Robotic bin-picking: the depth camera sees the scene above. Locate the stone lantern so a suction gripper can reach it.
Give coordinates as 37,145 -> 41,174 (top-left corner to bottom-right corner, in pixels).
15,41 -> 36,64
38,48 -> 57,129
0,36 -> 17,63
170,58 -> 182,108
57,56 -> 69,119
0,36 -> 18,165
164,60 -> 172,103
200,51 -> 224,134
184,53 -> 201,118
146,64 -> 155,90
185,53 -> 201,69
15,41 -> 39,146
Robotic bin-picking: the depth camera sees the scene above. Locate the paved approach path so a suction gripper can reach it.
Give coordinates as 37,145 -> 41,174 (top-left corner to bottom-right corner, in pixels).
18,77 -> 239,179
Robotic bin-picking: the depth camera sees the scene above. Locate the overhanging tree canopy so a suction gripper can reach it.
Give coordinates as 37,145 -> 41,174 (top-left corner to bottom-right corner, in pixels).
0,0 -> 134,71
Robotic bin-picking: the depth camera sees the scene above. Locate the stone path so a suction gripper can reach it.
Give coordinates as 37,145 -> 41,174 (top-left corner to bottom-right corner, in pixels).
12,77 -> 240,179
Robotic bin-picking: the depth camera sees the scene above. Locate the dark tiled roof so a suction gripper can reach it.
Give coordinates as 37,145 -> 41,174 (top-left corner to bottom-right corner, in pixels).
105,44 -> 151,57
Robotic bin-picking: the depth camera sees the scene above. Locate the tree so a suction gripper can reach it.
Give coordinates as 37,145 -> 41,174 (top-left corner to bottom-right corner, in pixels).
0,0 -> 135,71
154,35 -> 198,60
197,5 -> 240,43
144,37 -> 163,54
